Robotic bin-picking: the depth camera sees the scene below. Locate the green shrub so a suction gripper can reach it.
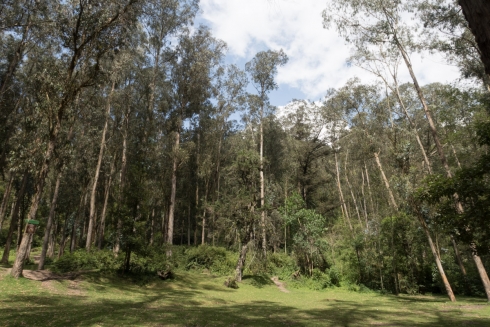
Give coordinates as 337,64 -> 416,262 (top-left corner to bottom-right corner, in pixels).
126,251 -> 169,275
185,245 -> 235,275
53,250 -> 121,273
267,252 -> 298,280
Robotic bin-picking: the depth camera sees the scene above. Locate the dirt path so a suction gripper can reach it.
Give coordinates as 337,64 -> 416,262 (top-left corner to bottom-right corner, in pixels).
1,267 -> 86,296
271,276 -> 290,293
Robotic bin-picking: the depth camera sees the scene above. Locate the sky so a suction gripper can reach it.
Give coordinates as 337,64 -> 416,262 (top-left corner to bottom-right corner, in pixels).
197,0 -> 462,107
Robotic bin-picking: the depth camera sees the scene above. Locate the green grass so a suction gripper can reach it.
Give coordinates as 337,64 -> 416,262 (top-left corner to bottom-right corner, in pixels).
0,267 -> 489,327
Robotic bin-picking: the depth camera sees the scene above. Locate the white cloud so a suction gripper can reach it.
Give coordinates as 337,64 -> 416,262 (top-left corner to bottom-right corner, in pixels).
199,0 -> 461,103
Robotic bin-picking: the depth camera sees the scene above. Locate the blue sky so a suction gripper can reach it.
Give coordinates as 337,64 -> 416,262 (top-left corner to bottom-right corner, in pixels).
196,0 -> 461,108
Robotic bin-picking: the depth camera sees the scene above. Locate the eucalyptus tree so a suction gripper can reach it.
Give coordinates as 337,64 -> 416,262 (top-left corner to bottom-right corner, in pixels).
416,0 -> 489,87
165,26 -> 226,254
245,49 -> 288,255
279,100 -> 330,205
11,0 -> 141,278
457,0 -> 490,76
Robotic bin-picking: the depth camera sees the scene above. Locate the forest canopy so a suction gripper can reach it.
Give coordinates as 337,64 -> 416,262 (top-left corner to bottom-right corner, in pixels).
0,0 -> 489,303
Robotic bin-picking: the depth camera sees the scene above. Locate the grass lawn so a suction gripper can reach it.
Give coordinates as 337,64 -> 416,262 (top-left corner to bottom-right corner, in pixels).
0,266 -> 489,327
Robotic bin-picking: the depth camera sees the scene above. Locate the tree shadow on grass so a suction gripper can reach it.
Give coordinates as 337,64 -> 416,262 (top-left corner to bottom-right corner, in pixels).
2,290 -> 489,327
241,274 -> 274,288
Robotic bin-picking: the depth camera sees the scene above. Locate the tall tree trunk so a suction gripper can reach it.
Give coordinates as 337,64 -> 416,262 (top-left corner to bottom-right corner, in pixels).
187,202 -> 191,246
38,171 -> 62,270
114,108 -> 129,255
201,178 -> 209,245
58,214 -> 70,259
344,153 -> 363,227
11,121 -> 60,278
259,115 -> 266,255
392,29 -> 490,300
0,174 -> 15,231
98,156 -> 115,250
392,80 -> 432,174
361,170 -> 369,229
235,243 -> 248,282
86,82 -> 115,251
417,214 -> 456,302
472,251 -> 490,301
167,126 -> 181,255
451,235 -> 467,277
458,0 -> 490,76
373,152 -> 398,210
335,153 -> 353,230
1,172 -> 28,264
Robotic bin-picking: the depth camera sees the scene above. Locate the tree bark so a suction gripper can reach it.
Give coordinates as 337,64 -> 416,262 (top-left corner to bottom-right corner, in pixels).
98,155 -> 115,249
259,113 -> 266,255
373,152 -> 398,210
458,0 -> 490,76
166,126 -> 181,255
38,171 -> 62,270
417,214 -> 456,302
472,251 -> 490,301
235,243 -> 248,282
11,123 -> 60,278
451,235 -> 467,277
1,172 -> 28,264
86,82 -> 115,251
114,107 -> 129,255
0,174 -> 15,231
335,153 -> 353,230
391,26 -> 490,300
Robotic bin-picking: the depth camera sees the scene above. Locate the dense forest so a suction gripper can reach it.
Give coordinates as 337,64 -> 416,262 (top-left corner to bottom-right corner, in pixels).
1,0 -> 490,303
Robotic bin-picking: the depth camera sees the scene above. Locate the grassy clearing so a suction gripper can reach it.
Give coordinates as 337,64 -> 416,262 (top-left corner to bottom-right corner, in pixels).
0,267 -> 489,327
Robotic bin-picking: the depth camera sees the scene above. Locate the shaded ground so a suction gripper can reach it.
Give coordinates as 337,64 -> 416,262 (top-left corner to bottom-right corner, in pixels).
0,267 -> 489,327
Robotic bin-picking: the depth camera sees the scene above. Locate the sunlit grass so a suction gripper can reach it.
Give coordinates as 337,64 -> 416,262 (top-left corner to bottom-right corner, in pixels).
0,266 -> 489,327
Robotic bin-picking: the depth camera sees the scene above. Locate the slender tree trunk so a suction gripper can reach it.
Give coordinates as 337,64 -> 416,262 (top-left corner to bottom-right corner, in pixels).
361,170 -> 369,229
167,125 -> 181,255
393,31 -> 490,299
472,251 -> 490,301
344,153 -> 362,227
364,162 -> 376,216
98,156 -> 115,250
11,122 -> 60,278
187,202 -> 191,246
1,172 -> 28,264
201,178 -> 209,245
259,116 -> 266,255
149,208 -> 155,246
58,213 -> 70,259
335,153 -> 353,230
451,235 -> 467,277
0,174 -> 15,231
114,108 -> 129,255
38,171 -> 62,270
392,81 -> 432,174
417,214 -> 456,302
87,82 -> 115,251
235,243 -> 248,282
373,152 -> 398,210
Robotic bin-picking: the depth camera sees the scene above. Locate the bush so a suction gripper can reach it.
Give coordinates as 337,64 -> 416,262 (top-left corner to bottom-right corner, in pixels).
185,245 -> 235,276
267,252 -> 298,280
53,250 -> 121,273
126,251 -> 169,275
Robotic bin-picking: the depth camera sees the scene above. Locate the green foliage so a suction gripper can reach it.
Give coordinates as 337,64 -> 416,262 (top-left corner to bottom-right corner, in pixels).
185,245 -> 235,276
267,252 -> 299,280
53,250 -> 121,273
126,252 -> 170,276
